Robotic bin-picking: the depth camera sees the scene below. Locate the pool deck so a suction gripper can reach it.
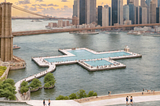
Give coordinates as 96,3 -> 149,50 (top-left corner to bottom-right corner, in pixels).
32,48 -> 142,71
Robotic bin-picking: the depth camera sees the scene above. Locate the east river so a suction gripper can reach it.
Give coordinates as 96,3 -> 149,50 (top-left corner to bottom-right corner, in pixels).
8,19 -> 160,101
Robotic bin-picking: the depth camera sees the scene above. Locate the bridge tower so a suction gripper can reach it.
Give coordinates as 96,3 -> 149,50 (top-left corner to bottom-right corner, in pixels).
0,2 -> 13,62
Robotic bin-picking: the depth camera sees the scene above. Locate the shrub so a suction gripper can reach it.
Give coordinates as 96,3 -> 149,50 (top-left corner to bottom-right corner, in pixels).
29,78 -> 41,89
20,86 -> 29,94
44,82 -> 50,88
20,81 -> 28,87
56,95 -> 69,100
77,89 -> 87,99
87,91 -> 97,97
0,66 -> 7,77
3,79 -> 15,86
69,93 -> 77,99
0,78 -> 16,100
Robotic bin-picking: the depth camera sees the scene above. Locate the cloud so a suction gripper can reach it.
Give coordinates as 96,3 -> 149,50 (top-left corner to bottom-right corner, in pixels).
29,7 -> 37,11
61,0 -> 68,2
35,0 -> 43,2
40,4 -> 47,6
18,0 -> 31,4
48,4 -> 59,7
40,5 -> 72,18
23,5 -> 29,9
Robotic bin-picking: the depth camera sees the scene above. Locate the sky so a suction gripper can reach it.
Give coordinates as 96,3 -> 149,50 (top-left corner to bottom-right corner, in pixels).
0,0 -> 127,18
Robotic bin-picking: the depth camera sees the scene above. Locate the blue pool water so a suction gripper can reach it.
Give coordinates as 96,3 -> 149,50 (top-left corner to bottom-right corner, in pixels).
85,60 -> 112,67
44,49 -> 131,63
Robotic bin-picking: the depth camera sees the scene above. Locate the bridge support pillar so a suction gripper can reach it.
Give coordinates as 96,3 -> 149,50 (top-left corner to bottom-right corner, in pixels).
0,2 -> 13,62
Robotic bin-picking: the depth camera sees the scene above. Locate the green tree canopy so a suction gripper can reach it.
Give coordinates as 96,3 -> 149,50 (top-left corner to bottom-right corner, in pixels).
29,78 -> 41,89
77,89 -> 87,99
20,81 -> 28,87
69,93 -> 77,99
3,78 -> 15,86
56,95 -> 69,100
44,73 -> 55,83
87,91 -> 97,97
0,78 -> 16,100
20,86 -> 29,94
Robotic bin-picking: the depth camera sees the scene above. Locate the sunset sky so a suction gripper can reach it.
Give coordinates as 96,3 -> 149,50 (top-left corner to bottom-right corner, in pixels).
0,0 -> 127,18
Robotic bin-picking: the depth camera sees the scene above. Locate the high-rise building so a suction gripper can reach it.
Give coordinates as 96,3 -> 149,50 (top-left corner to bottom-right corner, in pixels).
111,0 -> 123,25
98,6 -> 102,26
139,6 -> 147,24
72,16 -> 79,25
129,2 -> 135,24
78,0 -> 96,25
127,0 -> 131,5
131,0 -> 139,6
123,5 -> 129,21
150,1 -> 156,23
73,0 -> 79,17
90,0 -> 96,24
156,7 -> 160,23
79,0 -> 86,24
152,0 -> 158,7
158,0 -> 160,7
141,0 -> 147,7
102,7 -> 109,26
146,0 -> 151,23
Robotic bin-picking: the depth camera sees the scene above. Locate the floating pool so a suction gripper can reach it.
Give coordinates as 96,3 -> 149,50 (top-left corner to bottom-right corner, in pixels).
44,49 -> 131,63
85,60 -> 112,67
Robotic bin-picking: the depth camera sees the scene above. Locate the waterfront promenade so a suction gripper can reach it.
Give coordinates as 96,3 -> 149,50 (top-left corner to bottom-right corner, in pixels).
24,92 -> 160,106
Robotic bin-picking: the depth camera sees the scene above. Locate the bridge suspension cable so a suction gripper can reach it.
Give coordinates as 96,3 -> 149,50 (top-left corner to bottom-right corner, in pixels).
12,5 -> 51,18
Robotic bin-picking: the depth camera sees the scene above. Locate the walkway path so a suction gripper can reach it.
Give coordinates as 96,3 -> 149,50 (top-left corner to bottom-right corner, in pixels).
15,63 -> 56,101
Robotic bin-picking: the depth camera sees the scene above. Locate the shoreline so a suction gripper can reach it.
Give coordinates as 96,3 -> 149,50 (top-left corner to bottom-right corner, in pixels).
76,91 -> 160,103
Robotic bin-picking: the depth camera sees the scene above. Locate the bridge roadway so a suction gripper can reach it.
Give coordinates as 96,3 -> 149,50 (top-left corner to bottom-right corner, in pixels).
12,23 -> 160,36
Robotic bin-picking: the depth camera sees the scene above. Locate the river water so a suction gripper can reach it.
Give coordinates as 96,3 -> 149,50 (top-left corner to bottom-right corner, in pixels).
9,20 -> 160,101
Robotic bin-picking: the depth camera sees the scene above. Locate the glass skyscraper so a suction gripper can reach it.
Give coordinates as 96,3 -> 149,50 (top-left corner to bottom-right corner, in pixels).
129,3 -> 135,24
98,6 -> 102,26
79,0 -> 85,25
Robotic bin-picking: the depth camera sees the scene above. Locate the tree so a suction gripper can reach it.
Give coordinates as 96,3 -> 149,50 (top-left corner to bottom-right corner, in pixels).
56,95 -> 69,100
69,93 -> 77,99
44,73 -> 56,88
77,89 -> 87,99
87,91 -> 97,97
20,86 -> 29,94
29,78 -> 42,89
0,79 -> 17,100
20,81 -> 28,87
3,79 -> 15,86
44,73 -> 55,84
44,82 -> 50,88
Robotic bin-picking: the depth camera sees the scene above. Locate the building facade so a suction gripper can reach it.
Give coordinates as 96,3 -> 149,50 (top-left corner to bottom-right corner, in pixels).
156,7 -> 160,23
79,0 -> 86,24
111,0 -> 123,25
146,0 -> 151,23
129,2 -> 135,24
98,6 -> 102,26
123,5 -> 129,21
139,6 -> 147,24
102,7 -> 109,26
150,1 -> 156,23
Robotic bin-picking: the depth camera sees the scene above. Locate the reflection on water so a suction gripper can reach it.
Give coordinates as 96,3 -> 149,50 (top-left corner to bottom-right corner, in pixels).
8,20 -> 160,101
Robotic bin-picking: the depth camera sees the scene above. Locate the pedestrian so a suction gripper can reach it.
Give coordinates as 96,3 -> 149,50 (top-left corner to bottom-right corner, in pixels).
126,96 -> 128,105
48,99 -> 50,106
130,96 -> 133,104
43,99 -> 46,106
143,88 -> 144,91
